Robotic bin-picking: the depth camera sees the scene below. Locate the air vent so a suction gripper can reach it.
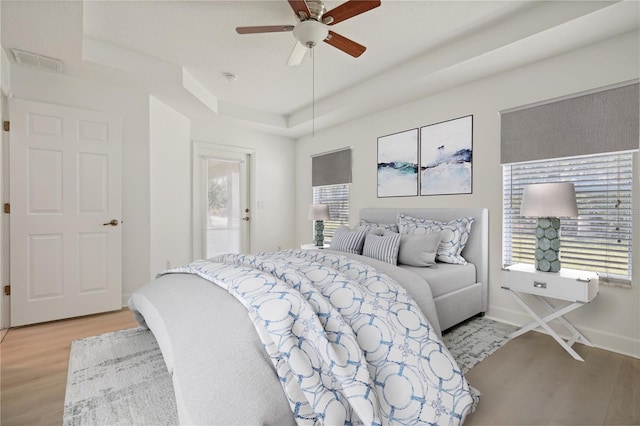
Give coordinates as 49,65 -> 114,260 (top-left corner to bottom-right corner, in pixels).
11,49 -> 63,73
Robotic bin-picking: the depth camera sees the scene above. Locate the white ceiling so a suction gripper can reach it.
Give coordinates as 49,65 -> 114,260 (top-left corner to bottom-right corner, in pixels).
2,1 -> 638,138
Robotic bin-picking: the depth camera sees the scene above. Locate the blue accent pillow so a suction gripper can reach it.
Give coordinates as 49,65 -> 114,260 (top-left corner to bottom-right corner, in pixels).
329,227 -> 367,254
362,232 -> 401,265
397,214 -> 474,265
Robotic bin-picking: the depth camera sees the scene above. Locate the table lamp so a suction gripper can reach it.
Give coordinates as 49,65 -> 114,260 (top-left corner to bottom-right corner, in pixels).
308,204 -> 330,247
520,182 -> 578,272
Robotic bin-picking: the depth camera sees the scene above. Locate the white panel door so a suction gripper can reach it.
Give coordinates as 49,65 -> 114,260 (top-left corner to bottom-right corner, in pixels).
10,99 -> 122,326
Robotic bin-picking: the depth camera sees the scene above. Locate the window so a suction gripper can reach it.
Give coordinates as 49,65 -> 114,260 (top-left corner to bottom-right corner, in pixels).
313,184 -> 350,242
503,152 -> 633,285
311,148 -> 352,243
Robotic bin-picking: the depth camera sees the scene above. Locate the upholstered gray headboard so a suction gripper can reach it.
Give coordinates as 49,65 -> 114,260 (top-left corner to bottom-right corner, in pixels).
359,207 -> 489,301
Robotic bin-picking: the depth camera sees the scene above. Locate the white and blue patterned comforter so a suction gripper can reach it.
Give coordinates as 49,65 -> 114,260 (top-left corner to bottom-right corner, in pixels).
163,249 -> 477,425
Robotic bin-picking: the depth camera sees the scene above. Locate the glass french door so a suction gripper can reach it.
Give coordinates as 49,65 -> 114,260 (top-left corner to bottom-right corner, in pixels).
193,142 -> 250,259
206,158 -> 243,256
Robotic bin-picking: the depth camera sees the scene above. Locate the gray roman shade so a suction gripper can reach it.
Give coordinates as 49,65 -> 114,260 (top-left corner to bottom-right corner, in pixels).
501,81 -> 639,164
312,148 -> 352,187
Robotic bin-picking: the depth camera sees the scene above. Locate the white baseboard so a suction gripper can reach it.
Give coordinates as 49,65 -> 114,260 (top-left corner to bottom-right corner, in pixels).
486,305 -> 640,360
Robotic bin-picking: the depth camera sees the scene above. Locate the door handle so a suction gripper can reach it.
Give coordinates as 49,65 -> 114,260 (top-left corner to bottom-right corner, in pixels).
103,219 -> 119,226
242,217 -> 250,221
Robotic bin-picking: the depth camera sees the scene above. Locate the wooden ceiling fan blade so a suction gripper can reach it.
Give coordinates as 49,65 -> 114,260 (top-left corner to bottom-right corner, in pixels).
288,0 -> 310,20
323,0 -> 381,25
236,25 -> 294,34
324,31 -> 366,57
287,42 -> 308,67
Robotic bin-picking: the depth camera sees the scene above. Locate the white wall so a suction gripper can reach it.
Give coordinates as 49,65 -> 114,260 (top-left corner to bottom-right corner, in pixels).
191,119 -> 296,253
146,100 -> 297,274
149,96 -> 191,277
5,66 -> 297,314
8,66 -> 152,306
295,31 -> 640,357
0,47 -> 8,92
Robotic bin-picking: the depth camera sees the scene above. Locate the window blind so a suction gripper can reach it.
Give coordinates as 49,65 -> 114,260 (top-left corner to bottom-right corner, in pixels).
501,81 -> 639,164
313,184 -> 350,242
311,148 -> 352,242
503,152 -> 633,285
312,148 -> 352,187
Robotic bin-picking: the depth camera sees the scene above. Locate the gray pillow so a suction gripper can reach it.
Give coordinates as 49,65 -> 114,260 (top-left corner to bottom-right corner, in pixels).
398,232 -> 442,267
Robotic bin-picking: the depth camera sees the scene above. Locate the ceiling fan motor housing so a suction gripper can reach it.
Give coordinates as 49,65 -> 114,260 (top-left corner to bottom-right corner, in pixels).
293,20 -> 329,47
235,0 -> 381,62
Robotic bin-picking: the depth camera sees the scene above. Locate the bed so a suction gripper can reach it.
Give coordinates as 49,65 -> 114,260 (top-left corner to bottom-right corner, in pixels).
128,207 -> 488,425
358,207 -> 489,331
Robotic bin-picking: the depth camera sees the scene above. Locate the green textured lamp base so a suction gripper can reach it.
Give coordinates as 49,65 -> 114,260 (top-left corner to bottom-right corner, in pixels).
535,217 -> 562,272
314,220 -> 325,247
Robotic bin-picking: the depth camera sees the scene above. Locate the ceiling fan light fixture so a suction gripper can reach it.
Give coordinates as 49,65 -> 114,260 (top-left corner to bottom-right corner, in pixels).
293,20 -> 328,48
236,0 -> 380,64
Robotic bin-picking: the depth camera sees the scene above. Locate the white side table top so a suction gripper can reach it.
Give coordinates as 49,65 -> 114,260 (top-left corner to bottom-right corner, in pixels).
300,243 -> 330,250
502,263 -> 598,303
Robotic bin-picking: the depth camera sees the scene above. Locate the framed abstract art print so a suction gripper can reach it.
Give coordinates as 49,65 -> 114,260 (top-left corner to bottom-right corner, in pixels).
377,129 -> 419,197
420,115 -> 473,196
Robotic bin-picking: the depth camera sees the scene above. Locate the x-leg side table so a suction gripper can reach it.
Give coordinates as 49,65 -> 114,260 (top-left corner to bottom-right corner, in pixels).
505,290 -> 594,361
501,263 -> 599,362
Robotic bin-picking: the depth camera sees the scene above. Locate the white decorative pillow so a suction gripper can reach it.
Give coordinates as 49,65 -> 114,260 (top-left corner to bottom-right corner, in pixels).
397,214 -> 474,265
362,232 -> 401,265
329,227 -> 367,254
398,232 -> 442,267
356,220 -> 399,236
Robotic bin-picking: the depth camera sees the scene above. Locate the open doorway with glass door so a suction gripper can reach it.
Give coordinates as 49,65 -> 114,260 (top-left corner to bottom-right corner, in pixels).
193,142 -> 252,260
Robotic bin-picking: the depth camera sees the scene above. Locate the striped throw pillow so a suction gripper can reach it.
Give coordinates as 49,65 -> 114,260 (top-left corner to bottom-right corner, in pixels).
362,232 -> 401,265
329,227 -> 367,254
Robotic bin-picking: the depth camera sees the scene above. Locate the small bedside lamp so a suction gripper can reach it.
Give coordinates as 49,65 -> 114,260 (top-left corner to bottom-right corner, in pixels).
308,204 -> 330,247
520,182 -> 578,273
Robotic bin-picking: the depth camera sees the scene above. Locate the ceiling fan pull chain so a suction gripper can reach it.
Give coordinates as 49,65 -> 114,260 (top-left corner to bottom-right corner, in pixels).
312,47 -> 315,138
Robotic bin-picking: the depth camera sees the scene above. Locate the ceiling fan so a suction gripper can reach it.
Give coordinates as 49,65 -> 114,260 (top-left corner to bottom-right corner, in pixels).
236,0 -> 381,66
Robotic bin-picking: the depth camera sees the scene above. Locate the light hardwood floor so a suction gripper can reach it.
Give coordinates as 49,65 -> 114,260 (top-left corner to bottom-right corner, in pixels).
464,331 -> 640,425
0,309 -> 138,426
1,310 -> 638,425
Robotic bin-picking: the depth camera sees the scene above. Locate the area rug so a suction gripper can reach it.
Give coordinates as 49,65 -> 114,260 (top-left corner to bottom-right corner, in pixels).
442,316 -> 518,373
64,316 -> 515,425
63,327 -> 178,426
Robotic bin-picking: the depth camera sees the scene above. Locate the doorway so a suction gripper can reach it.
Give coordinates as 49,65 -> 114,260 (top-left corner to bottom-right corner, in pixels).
192,142 -> 252,259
